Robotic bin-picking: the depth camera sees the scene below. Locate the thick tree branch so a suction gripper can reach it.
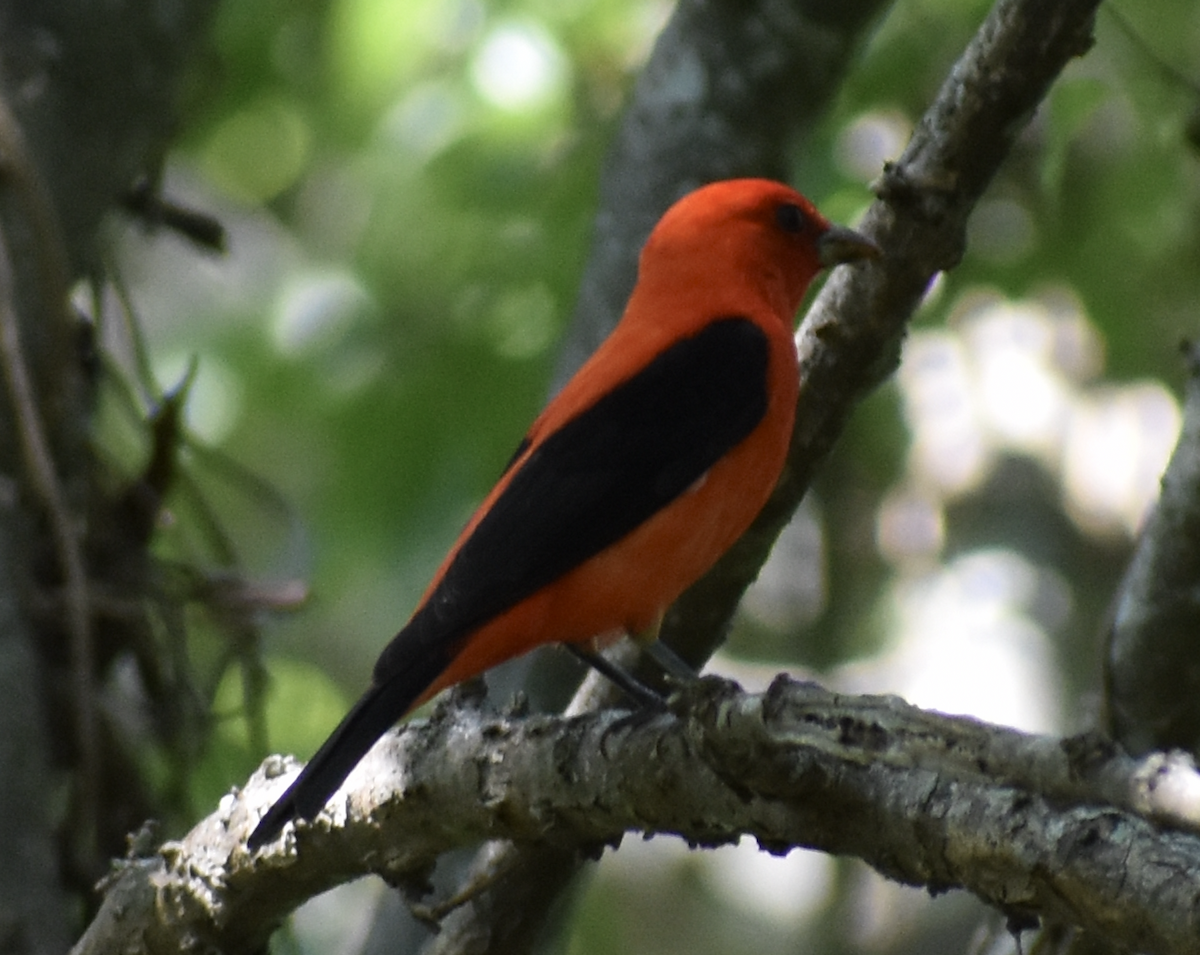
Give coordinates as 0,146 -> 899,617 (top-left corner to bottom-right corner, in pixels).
1107,344 -> 1200,756
74,677 -> 1200,955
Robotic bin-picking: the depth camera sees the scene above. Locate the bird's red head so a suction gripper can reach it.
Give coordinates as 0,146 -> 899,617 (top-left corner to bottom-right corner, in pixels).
638,178 -> 878,325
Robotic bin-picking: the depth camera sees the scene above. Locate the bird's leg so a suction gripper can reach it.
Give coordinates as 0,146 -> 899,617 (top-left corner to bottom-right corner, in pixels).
630,612 -> 700,683
643,640 -> 698,682
564,644 -> 666,710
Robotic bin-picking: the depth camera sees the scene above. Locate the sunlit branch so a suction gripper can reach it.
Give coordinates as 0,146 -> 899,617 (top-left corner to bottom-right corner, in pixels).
73,677 -> 1200,955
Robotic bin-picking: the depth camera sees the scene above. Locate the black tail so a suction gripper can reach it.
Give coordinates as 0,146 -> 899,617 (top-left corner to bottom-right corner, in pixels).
247,627 -> 452,849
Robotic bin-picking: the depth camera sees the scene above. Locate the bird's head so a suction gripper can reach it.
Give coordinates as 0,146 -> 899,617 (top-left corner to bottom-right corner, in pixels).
640,178 -> 879,323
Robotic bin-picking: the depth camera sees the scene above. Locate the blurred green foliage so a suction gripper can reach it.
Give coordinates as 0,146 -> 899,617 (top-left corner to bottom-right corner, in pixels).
101,0 -> 1200,951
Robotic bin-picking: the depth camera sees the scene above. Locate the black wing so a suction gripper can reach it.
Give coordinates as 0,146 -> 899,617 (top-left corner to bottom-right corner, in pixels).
380,315 -> 770,676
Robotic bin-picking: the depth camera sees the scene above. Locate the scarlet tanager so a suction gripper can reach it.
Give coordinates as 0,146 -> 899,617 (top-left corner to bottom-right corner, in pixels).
248,178 -> 879,849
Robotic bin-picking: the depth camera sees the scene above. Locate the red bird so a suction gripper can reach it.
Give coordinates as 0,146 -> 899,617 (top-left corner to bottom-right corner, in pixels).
248,178 -> 878,848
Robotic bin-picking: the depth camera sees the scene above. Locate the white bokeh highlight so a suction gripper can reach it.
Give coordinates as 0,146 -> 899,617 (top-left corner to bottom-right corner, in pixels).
471,20 -> 567,112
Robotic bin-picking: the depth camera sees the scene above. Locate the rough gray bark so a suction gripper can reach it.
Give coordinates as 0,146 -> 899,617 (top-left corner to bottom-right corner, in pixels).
72,677 -> 1200,955
0,536 -> 68,955
1107,344 -> 1200,756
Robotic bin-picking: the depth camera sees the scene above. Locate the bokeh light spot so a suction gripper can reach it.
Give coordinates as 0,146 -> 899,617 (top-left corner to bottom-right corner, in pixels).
897,289 -> 1169,538
858,550 -> 1062,733
272,269 -> 375,357
202,96 -> 311,204
471,20 -> 567,112
964,301 -> 1069,455
1063,383 -> 1180,535
382,80 -> 468,158
701,839 -> 834,926
898,331 -> 989,495
486,283 -> 558,358
330,0 -> 483,111
835,110 -> 911,181
877,487 -> 945,566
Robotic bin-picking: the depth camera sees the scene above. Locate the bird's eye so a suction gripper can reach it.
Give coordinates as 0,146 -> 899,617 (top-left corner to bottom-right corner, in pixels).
775,202 -> 808,234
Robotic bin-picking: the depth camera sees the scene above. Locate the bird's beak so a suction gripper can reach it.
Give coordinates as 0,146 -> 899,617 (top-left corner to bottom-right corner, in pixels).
818,225 -> 881,268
